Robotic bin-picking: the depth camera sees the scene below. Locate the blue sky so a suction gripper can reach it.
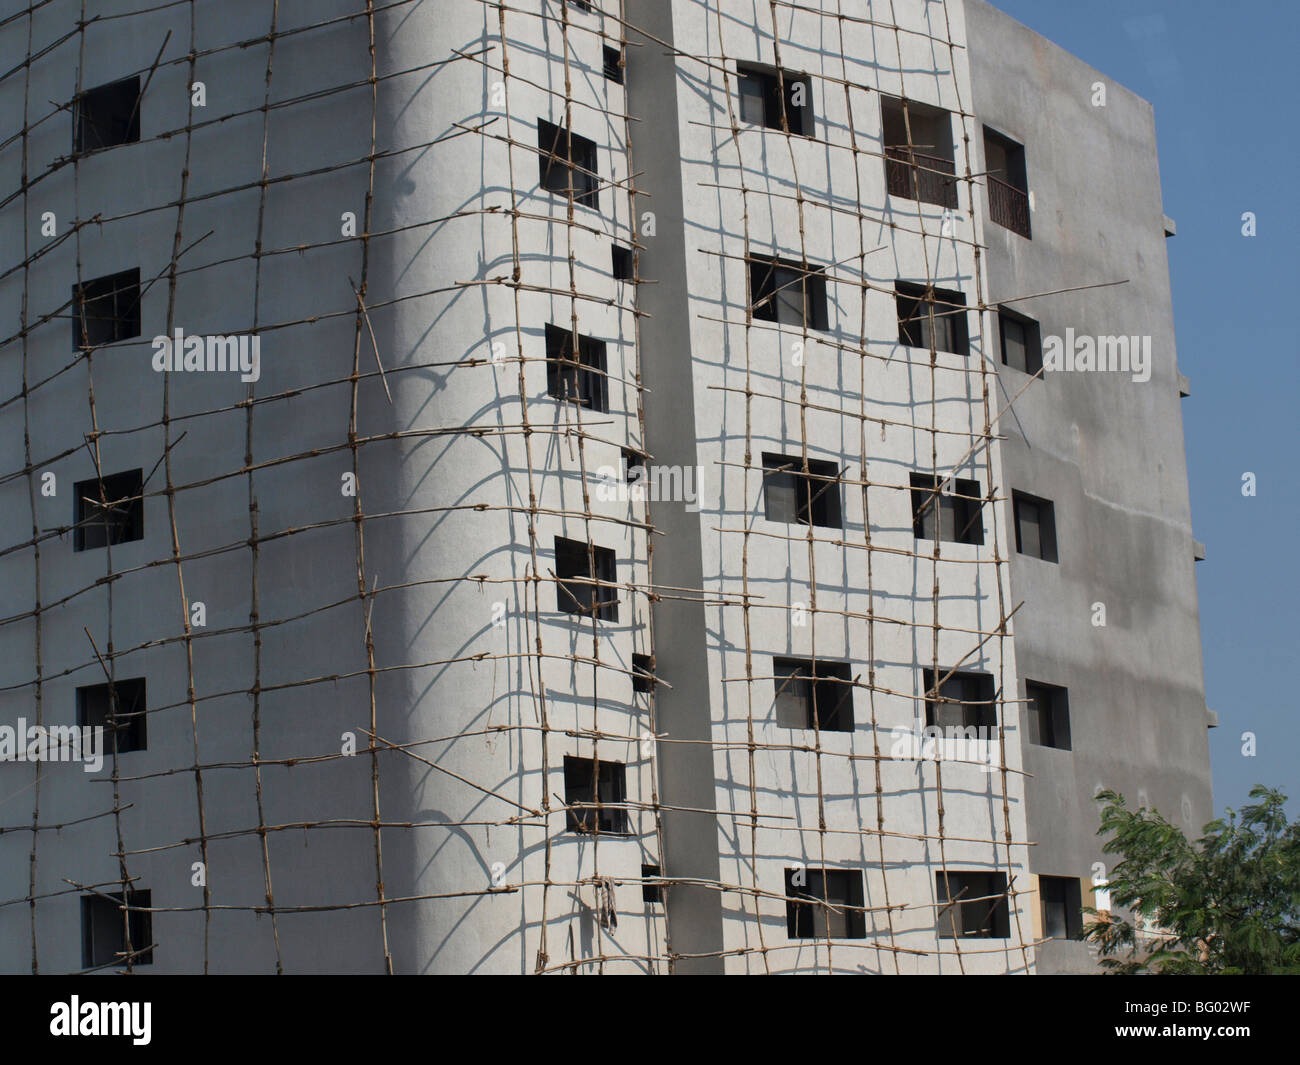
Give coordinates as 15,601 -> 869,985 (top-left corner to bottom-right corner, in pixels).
988,0 -> 1300,820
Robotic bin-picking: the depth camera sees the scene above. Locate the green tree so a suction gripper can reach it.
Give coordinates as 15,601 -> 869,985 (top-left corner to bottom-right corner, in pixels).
1082,785 -> 1300,974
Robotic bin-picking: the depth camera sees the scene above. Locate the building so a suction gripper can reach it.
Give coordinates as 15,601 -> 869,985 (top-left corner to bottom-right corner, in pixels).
0,0 -> 1211,974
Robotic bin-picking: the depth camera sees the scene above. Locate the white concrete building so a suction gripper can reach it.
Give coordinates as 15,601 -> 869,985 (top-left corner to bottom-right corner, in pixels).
0,0 -> 1211,974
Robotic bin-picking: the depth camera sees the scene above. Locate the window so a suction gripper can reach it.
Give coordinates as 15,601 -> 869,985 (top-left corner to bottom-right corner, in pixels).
641,863 -> 663,903
881,94 -> 957,208
923,669 -> 996,733
611,244 -> 633,281
603,45 -> 623,83
749,255 -> 828,329
73,76 -> 141,155
1040,876 -> 1083,939
785,867 -> 866,939
566,0 -> 594,13
762,453 -> 842,528
81,889 -> 152,968
999,306 -> 1042,374
77,677 -> 148,754
564,755 -> 628,834
773,657 -> 854,732
555,536 -> 618,621
909,473 -> 983,546
1013,490 -> 1058,562
537,119 -> 600,209
545,324 -> 607,412
735,63 -> 813,136
1025,680 -> 1071,750
896,281 -> 968,357
72,268 -> 141,349
631,653 -> 655,693
74,469 -> 144,551
935,871 -> 1009,939
983,127 -> 1031,238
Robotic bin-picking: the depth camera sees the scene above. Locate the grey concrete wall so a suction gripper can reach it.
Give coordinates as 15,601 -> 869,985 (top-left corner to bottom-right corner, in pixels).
965,0 -> 1213,973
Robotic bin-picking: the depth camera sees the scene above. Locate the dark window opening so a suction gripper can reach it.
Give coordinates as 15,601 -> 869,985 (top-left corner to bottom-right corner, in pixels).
1040,875 -> 1083,939
896,281 -> 968,357
611,243 -> 634,281
923,668 -> 996,733
537,118 -> 600,209
545,323 -> 607,412
1026,680 -> 1071,750
603,45 -> 624,83
1013,490 -> 1058,562
773,657 -> 854,732
631,652 -> 655,693
72,267 -> 141,349
73,76 -> 141,155
936,871 -> 1010,939
555,536 -> 618,622
81,889 -> 152,969
736,62 -> 813,136
762,452 -> 842,528
74,469 -> 144,552
566,1 -> 594,13
749,255 -> 828,330
999,306 -> 1042,375
564,755 -> 628,834
76,677 -> 148,754
881,95 -> 957,208
983,127 -> 1031,238
910,472 -> 983,546
641,863 -> 663,903
785,867 -> 866,939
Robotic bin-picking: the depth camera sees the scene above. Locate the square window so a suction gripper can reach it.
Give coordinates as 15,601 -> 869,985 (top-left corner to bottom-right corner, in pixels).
1025,680 -> 1071,750
999,307 -> 1042,374
554,536 -> 618,621
774,657 -> 854,732
611,244 -> 634,281
641,863 -> 662,903
537,119 -> 600,209
735,63 -> 813,136
881,95 -> 957,208
749,256 -> 828,330
603,45 -> 623,84
81,889 -> 152,968
74,469 -> 144,551
76,677 -> 148,754
762,453 -> 842,528
72,268 -> 141,349
564,755 -> 628,834
923,668 -> 996,733
1040,875 -> 1083,939
895,281 -> 968,357
935,871 -> 1009,939
785,867 -> 866,939
545,324 -> 607,412
631,652 -> 655,693
909,473 -> 983,546
73,76 -> 141,155
1013,490 -> 1058,562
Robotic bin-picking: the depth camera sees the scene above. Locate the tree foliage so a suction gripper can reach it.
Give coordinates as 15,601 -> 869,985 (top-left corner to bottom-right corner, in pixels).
1082,785 -> 1300,974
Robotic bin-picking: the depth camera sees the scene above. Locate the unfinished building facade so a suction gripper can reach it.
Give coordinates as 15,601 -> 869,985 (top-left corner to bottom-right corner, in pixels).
0,0 -> 1211,974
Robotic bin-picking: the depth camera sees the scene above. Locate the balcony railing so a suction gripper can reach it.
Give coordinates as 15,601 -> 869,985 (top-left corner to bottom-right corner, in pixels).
988,174 -> 1031,238
884,147 -> 958,209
